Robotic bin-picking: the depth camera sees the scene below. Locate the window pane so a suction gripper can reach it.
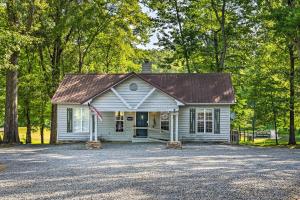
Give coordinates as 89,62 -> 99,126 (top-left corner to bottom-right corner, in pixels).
82,109 -> 89,132
115,112 -> 124,132
197,121 -> 204,133
198,112 -> 204,120
161,121 -> 169,131
115,111 -> 124,121
206,121 -> 213,133
160,112 -> 169,131
206,110 -> 212,121
73,108 -> 81,132
116,121 -> 124,132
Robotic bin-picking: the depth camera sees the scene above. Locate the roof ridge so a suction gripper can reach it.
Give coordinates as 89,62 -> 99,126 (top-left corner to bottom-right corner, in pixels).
65,72 -> 231,76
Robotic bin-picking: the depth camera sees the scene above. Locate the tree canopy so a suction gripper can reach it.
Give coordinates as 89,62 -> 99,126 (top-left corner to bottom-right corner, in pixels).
0,0 -> 299,145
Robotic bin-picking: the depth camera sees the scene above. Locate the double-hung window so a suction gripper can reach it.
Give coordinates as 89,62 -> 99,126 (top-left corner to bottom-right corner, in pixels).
115,111 -> 124,132
72,107 -> 89,133
196,109 -> 213,133
197,110 -> 205,133
160,112 -> 169,131
205,109 -> 213,133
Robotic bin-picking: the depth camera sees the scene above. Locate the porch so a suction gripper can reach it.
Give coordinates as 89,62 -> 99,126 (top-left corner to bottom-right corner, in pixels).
88,111 -> 179,143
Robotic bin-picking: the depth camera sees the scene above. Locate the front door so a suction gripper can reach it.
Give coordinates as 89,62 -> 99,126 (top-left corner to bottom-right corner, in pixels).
136,112 -> 148,137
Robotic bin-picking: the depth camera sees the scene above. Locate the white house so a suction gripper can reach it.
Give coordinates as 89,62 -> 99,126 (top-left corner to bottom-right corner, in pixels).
51,63 -> 235,143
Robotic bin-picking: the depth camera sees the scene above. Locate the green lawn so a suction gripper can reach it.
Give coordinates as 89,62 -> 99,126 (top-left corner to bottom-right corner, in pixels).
239,134 -> 300,148
0,127 -> 50,144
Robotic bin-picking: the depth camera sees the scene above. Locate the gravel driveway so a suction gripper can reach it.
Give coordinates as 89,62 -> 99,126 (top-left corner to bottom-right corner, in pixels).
0,143 -> 299,200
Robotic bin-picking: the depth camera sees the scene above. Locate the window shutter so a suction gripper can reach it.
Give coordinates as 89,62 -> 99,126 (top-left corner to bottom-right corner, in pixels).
214,109 -> 220,134
190,108 -> 196,134
67,108 -> 73,133
92,115 -> 95,133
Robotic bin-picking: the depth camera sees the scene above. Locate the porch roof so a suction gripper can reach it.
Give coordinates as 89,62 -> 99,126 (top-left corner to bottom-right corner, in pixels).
51,72 -> 235,105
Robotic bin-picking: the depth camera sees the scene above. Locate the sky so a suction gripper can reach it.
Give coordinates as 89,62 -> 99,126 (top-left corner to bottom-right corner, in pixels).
136,4 -> 159,50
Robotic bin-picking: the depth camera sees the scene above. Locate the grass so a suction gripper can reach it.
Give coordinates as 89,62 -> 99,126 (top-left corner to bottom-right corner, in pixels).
0,127 -> 50,144
239,134 -> 300,148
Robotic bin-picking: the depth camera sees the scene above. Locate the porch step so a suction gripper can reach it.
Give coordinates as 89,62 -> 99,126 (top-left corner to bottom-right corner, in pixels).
131,137 -> 149,143
148,137 -> 168,143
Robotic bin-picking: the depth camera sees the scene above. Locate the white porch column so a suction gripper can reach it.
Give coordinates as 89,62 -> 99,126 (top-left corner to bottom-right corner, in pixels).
175,112 -> 179,142
89,114 -> 93,142
170,113 -> 174,142
94,117 -> 98,141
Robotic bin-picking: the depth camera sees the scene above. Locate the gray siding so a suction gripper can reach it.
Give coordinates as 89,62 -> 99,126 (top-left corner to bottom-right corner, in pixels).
98,112 -> 169,141
57,105 -> 231,142
178,106 -> 231,142
57,104 -> 90,141
138,90 -> 178,111
97,112 -> 133,141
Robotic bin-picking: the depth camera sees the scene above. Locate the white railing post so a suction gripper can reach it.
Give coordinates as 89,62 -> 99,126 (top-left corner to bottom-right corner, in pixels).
175,112 -> 179,142
170,114 -> 174,142
89,114 -> 93,142
94,117 -> 98,141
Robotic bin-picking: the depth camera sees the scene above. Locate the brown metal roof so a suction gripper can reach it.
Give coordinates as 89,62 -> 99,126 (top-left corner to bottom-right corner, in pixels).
51,72 -> 235,104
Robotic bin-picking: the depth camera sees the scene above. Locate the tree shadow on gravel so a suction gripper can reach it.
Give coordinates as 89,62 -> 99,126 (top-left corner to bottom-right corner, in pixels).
0,143 -> 299,200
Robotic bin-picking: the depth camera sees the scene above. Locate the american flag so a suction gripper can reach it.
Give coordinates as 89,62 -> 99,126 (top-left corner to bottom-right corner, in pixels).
88,103 -> 103,121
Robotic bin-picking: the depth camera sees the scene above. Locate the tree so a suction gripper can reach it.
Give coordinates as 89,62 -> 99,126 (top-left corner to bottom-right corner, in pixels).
3,1 -> 21,144
264,0 -> 299,145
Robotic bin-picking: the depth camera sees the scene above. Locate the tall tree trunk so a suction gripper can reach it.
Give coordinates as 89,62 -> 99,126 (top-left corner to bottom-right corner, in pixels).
24,48 -> 33,144
213,31 -> 220,70
40,124 -> 44,144
274,112 -> 278,145
4,59 -> 20,144
211,0 -> 227,72
25,99 -> 31,144
271,92 -> 278,145
39,98 -> 45,144
48,26 -> 73,144
174,0 -> 190,73
252,108 -> 256,142
288,44 -> 296,145
4,1 -> 20,144
50,104 -> 57,144
252,117 -> 255,142
219,0 -> 227,71
49,37 -> 62,144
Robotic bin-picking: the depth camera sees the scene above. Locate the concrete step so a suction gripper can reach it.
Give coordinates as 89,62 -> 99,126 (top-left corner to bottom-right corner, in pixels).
148,137 -> 168,143
131,137 -> 149,143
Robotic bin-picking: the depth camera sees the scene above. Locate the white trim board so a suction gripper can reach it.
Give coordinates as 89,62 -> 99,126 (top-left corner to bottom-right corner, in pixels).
110,87 -> 132,109
134,88 -> 156,109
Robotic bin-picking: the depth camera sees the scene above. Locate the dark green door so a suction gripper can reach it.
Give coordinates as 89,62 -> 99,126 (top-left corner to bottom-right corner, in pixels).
136,112 -> 148,137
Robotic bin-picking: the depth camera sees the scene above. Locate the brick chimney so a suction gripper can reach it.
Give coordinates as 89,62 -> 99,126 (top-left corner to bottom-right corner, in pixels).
141,60 -> 152,73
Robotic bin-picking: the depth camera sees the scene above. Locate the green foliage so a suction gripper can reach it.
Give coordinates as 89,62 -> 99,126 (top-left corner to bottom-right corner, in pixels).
0,0 -> 152,136
0,0 -> 299,145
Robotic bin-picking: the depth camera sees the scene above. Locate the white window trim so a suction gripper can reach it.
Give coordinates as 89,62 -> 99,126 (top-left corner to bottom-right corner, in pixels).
115,111 -> 125,132
73,107 -> 90,133
196,108 -> 214,134
160,112 -> 170,133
